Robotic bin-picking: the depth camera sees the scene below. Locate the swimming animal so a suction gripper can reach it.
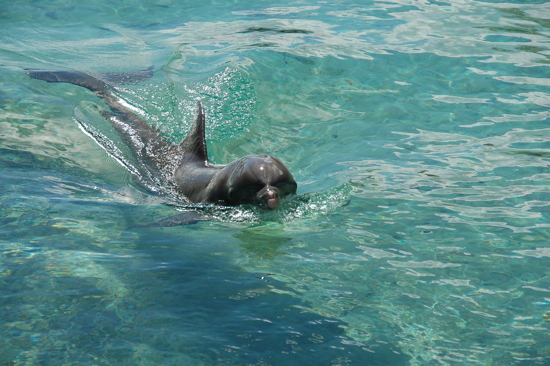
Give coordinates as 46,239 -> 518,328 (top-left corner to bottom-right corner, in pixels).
28,70 -> 297,209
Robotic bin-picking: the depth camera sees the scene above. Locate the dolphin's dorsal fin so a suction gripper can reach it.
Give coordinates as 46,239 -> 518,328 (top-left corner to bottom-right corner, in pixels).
179,101 -> 209,163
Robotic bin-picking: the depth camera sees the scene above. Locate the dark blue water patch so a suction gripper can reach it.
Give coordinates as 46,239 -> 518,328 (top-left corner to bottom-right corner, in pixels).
509,141 -> 550,153
0,228 -> 410,365
388,5 -> 424,15
119,242 -> 409,364
428,0 -> 451,5
349,5 -> 421,21
484,35 -> 532,43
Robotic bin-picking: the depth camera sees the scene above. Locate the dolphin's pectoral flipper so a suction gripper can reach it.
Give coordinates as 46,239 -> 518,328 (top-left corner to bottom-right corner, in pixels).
27,70 -> 109,92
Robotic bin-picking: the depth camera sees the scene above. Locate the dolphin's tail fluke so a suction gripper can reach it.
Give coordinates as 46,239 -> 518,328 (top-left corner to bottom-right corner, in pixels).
27,70 -> 109,92
28,67 -> 171,178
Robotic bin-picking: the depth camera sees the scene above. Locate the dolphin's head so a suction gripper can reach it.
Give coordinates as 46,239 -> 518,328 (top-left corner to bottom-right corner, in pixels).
226,155 -> 297,209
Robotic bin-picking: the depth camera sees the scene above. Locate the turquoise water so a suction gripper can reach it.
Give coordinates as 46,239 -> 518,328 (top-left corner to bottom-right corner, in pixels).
2,0 -> 550,364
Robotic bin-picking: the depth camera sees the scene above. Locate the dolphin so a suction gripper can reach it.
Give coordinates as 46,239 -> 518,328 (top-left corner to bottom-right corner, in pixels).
28,70 -> 297,210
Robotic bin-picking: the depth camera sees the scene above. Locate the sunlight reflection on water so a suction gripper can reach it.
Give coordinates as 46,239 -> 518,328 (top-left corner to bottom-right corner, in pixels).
1,0 -> 550,364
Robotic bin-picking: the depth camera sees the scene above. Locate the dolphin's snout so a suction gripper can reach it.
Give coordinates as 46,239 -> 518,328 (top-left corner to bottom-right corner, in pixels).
267,197 -> 278,209
258,186 -> 279,209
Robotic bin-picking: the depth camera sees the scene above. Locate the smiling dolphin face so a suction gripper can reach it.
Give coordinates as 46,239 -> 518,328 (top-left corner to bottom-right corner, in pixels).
226,154 -> 297,209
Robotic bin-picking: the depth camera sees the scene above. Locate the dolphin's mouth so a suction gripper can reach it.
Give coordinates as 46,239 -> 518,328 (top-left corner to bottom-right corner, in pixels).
258,186 -> 279,209
266,197 -> 278,209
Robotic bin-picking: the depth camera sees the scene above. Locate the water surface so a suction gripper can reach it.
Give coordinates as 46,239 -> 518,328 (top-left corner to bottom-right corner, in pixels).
1,0 -> 550,365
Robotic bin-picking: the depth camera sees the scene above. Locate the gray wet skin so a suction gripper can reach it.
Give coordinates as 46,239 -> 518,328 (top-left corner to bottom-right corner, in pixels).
28,70 -> 297,209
